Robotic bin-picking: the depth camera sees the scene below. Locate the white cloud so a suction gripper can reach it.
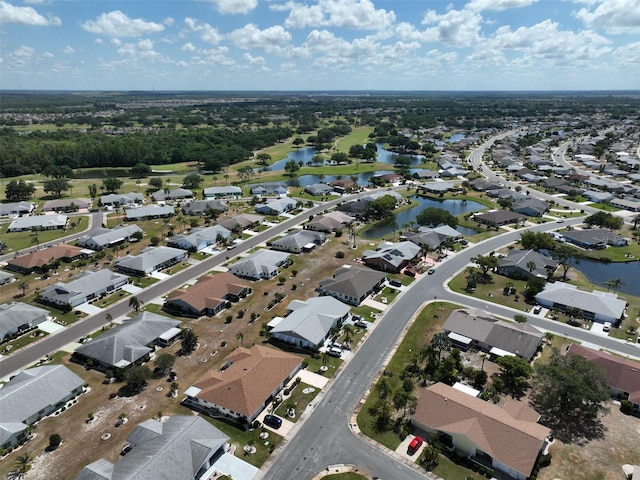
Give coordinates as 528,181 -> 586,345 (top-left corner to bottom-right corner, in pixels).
421,8 -> 483,47
0,1 -> 61,26
574,0 -> 640,34
111,38 -> 122,46
94,38 -> 103,44
184,18 -> 223,45
228,24 -> 291,54
612,41 -> 640,67
117,39 -> 163,61
206,0 -> 257,15
82,10 -> 165,38
242,52 -> 265,65
63,45 -> 75,54
181,42 -> 197,52
3,45 -> 35,70
467,0 -> 538,11
280,0 -> 395,31
41,52 -> 54,59
164,17 -> 175,26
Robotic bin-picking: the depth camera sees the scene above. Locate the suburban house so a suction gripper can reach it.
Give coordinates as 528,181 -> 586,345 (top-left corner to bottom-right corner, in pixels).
39,269 -> 129,308
567,344 -> 640,414
329,178 -> 358,193
474,210 -> 524,227
305,211 -> 353,232
411,382 -> 550,480
218,213 -> 263,233
151,188 -> 194,202
362,241 -> 421,273
317,265 -> 387,306
0,271 -> 15,286
99,193 -> 144,206
511,198 -> 549,217
164,272 -> 251,317
609,197 -> 640,212
304,183 -> 334,196
412,170 -> 440,180
269,296 -> 351,350
125,205 -> 175,221
535,281 -> 627,324
0,201 -> 34,217
417,181 -> 462,195
5,244 -> 94,274
181,199 -> 228,216
73,311 -> 181,371
115,246 -> 187,276
337,200 -> 370,218
167,225 -> 231,252
41,198 -> 92,212
404,225 -> 461,250
204,186 -> 243,199
249,183 -> 288,196
185,345 -> 303,424
77,224 -> 144,250
0,302 -> 50,340
560,229 -> 630,249
496,249 -> 558,280
0,365 -> 85,450
254,197 -> 298,215
8,214 -> 68,232
268,230 -> 327,254
442,309 -> 544,361
75,416 -> 240,480
227,249 -> 291,280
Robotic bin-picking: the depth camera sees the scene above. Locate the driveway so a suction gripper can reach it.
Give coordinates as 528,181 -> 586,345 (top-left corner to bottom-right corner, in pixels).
121,284 -> 143,294
396,434 -> 425,461
75,302 -> 103,315
295,369 -> 329,389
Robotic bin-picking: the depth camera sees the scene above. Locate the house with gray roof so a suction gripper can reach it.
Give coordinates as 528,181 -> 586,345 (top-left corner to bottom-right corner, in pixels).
218,213 -> 263,232
305,211 -> 353,232
40,270 -> 129,308
268,230 -> 327,254
497,249 -> 558,280
249,183 -> 288,196
167,225 -> 231,252
227,249 -> 290,280
75,416 -> 234,480
100,193 -> 144,206
181,199 -> 228,216
151,188 -> 194,203
0,271 -> 15,286
417,181 -> 461,194
125,205 -> 175,220
271,297 -> 351,350
317,265 -> 386,306
443,308 -> 544,360
404,225 -> 461,250
74,311 -> 181,370
115,246 -> 186,276
535,281 -> 627,324
204,186 -> 242,199
0,365 -> 85,449
8,214 -> 68,232
511,198 -> 548,217
41,198 -> 92,212
609,197 -> 640,212
304,183 -> 334,196
0,201 -> 34,217
0,302 -> 50,340
362,241 -> 421,273
77,224 -> 144,251
583,190 -> 614,203
561,229 -> 630,249
255,197 -> 298,215
474,210 -> 524,227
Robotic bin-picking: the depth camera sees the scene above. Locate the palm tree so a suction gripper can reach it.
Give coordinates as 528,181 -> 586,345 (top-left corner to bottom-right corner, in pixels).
236,331 -> 244,347
604,278 -> 624,293
342,324 -> 354,344
30,231 -> 40,251
431,331 -> 451,363
19,282 -> 28,297
526,261 -> 537,274
372,399 -> 392,423
105,313 -> 113,328
128,296 -> 142,314
9,452 -> 35,479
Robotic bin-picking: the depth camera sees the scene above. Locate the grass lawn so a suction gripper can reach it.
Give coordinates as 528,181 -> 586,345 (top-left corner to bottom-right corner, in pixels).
0,220 -> 87,253
321,473 -> 370,480
350,305 -> 381,322
374,286 -> 401,305
305,355 -> 343,376
273,381 -> 320,423
432,455 -> 486,480
0,329 -> 49,355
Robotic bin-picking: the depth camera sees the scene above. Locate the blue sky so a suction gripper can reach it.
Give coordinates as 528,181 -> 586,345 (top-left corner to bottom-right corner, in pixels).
1,0 -> 639,91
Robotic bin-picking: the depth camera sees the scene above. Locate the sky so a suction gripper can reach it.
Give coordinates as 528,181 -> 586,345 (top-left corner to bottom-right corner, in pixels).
1,0 -> 639,91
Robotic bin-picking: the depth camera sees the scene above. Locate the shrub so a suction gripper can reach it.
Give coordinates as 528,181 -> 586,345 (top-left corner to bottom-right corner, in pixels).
621,400 -> 634,414
538,453 -> 552,467
49,433 -> 62,450
225,315 -> 233,324
335,251 -> 345,258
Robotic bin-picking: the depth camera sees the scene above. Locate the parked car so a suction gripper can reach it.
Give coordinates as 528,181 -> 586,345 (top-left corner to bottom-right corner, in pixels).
327,346 -> 342,357
603,322 -> 612,332
407,436 -> 424,455
389,279 -> 402,288
354,318 -> 368,328
263,414 -> 282,429
427,267 -> 436,275
533,305 -> 542,314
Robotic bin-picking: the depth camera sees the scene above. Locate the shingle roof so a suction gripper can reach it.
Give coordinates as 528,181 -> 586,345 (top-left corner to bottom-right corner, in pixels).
165,272 -> 249,314
272,297 -> 350,346
412,382 -> 549,478
8,214 -> 68,231
204,186 -> 242,196
77,225 -> 144,249
181,199 -> 228,215
228,249 -> 290,280
362,241 -> 420,268
125,205 -> 175,219
167,225 -> 231,251
76,416 -> 229,480
269,230 -> 326,252
100,193 -> 144,205
116,246 -> 185,275
535,282 -> 626,320
192,345 -> 302,418
75,311 -> 180,368
0,201 -> 34,216
497,249 -> 557,278
0,302 -> 50,338
7,244 -> 90,271
218,213 -> 263,231
40,269 -> 129,306
42,198 -> 92,210
318,265 -> 386,301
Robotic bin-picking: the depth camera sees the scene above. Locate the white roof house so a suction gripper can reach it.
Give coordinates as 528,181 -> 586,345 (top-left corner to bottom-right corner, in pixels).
255,197 -> 298,215
125,205 -> 175,220
268,230 -> 327,253
167,225 -> 231,252
100,193 -> 144,206
228,249 -> 290,280
0,202 -> 35,217
115,246 -> 186,276
204,186 -> 243,198
0,302 -> 50,339
0,365 -> 85,449
40,270 -> 129,307
535,281 -> 627,324
8,214 -> 68,232
77,224 -> 144,250
271,297 -> 351,350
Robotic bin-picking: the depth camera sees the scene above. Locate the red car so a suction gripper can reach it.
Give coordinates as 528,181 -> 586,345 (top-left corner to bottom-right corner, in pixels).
407,436 -> 424,455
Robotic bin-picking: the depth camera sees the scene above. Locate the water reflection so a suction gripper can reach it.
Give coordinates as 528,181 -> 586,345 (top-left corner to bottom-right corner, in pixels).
572,257 -> 640,296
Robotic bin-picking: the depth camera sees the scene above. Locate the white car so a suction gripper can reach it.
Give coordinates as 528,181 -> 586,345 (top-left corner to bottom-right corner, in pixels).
603,322 -> 612,332
327,346 -> 342,357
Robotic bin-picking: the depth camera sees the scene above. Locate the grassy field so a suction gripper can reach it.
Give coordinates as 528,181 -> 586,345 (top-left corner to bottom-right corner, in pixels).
0,217 -> 88,253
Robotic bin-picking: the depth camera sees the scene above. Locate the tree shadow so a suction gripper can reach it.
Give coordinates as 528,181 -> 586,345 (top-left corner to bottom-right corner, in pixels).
540,413 -> 607,446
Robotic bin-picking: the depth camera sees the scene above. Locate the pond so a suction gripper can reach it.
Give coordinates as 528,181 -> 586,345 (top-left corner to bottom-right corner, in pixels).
361,196 -> 484,239
572,257 -> 640,297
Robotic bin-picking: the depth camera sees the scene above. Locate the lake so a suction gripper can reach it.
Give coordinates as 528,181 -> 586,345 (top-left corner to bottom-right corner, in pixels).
572,257 -> 640,297
361,196 -> 484,239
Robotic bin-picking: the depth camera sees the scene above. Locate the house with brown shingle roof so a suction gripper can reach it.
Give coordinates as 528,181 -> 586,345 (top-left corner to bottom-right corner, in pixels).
164,272 -> 251,317
184,345 -> 303,424
567,344 -> 640,414
411,382 -> 550,480
6,244 -> 94,274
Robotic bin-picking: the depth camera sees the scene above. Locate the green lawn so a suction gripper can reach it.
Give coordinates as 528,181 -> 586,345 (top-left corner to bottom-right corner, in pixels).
1,329 -> 49,355
0,220 -> 87,253
321,473 -> 370,480
432,455 -> 485,480
273,381 -> 320,423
